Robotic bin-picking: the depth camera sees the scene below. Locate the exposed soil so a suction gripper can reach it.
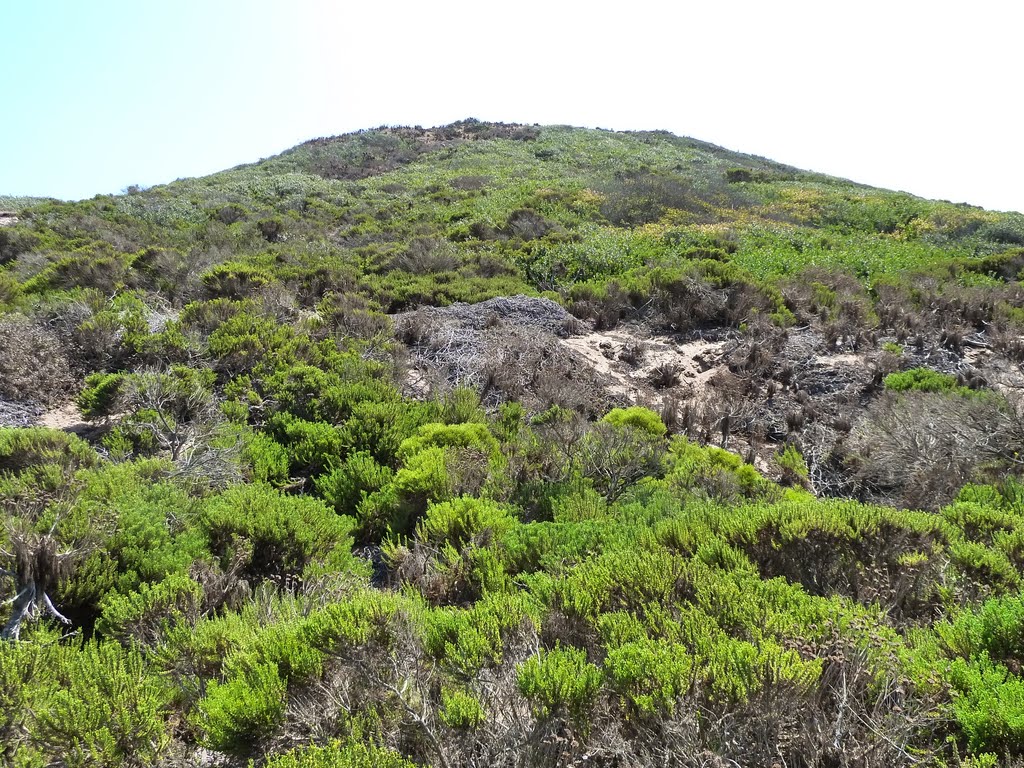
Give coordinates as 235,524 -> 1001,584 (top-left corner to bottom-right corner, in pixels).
36,402 -> 88,433
560,327 -> 729,405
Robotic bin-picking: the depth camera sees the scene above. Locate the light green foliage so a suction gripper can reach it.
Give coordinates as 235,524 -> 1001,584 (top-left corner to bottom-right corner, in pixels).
884,367 -> 972,395
601,406 -> 667,437
551,485 -> 609,522
398,421 -> 500,461
268,413 -> 347,477
666,437 -> 778,501
201,483 -> 362,580
604,638 -> 694,715
197,660 -> 287,754
96,572 -> 203,644
939,596 -> 1024,663
201,261 -> 275,300
423,590 -> 538,673
240,431 -> 291,485
439,687 -> 486,729
384,446 -> 453,535
554,547 -> 694,621
46,460 -> 205,622
777,444 -> 810,487
0,427 -> 99,475
34,641 -> 172,768
261,740 -> 416,768
517,647 -> 603,721
416,497 -> 516,548
341,399 -> 438,467
316,451 -> 395,515
947,655 -> 1024,753
300,589 -> 408,651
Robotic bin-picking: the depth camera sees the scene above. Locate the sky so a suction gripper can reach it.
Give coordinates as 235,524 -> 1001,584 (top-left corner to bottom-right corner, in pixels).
2,1 -> 1022,213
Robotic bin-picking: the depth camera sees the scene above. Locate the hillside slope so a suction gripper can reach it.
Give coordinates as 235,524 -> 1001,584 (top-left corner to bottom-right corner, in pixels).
3,121 -> 1024,767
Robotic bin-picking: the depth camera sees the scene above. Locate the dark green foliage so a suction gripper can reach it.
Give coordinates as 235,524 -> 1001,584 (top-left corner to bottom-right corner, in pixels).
201,261 -> 274,300
77,372 -> 125,421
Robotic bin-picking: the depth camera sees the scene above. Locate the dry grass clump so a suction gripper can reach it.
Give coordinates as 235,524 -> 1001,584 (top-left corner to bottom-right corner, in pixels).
0,315 -> 74,405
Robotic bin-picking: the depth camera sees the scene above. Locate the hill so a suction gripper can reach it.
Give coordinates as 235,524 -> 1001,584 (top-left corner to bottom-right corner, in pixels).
2,120 -> 1024,766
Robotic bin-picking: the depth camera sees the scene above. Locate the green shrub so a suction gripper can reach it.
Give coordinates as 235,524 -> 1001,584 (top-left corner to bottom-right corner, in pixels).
665,437 -> 777,501
315,451 -> 395,515
201,483 -> 361,581
269,413 -> 346,477
517,646 -> 603,722
604,638 -> 693,715
884,367 -> 968,394
96,573 -> 203,644
0,426 -> 99,478
299,589 -> 407,652
601,406 -> 667,437
342,400 -> 437,467
938,596 -> 1024,665
439,687 -> 486,729
416,497 -> 517,549
240,431 -> 291,485
262,740 -> 416,768
197,661 -> 287,755
77,372 -> 125,421
777,444 -> 810,488
947,655 -> 1024,753
423,591 -> 539,673
202,262 -> 274,300
398,421 -> 500,461
382,446 -> 453,535
35,641 -> 172,768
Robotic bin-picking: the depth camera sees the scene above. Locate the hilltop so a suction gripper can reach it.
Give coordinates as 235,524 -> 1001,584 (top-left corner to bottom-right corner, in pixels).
3,121 -> 1024,767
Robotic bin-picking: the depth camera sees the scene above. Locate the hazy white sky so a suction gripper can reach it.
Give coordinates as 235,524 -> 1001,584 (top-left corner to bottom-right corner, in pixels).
2,0 -> 1021,212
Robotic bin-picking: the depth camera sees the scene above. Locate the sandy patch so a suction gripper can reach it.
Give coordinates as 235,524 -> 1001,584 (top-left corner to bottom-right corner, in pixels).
37,402 -> 88,432
560,326 -> 728,405
817,352 -> 863,368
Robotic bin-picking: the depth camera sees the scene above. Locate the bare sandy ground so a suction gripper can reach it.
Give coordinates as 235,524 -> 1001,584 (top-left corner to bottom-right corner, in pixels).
560,326 -> 729,405
36,402 -> 88,432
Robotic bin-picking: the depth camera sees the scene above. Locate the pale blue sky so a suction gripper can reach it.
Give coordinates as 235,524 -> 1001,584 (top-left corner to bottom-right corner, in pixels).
3,1 -> 1022,213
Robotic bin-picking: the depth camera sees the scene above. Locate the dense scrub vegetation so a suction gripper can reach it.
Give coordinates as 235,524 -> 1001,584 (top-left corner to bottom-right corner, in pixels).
3,120 -> 1024,766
